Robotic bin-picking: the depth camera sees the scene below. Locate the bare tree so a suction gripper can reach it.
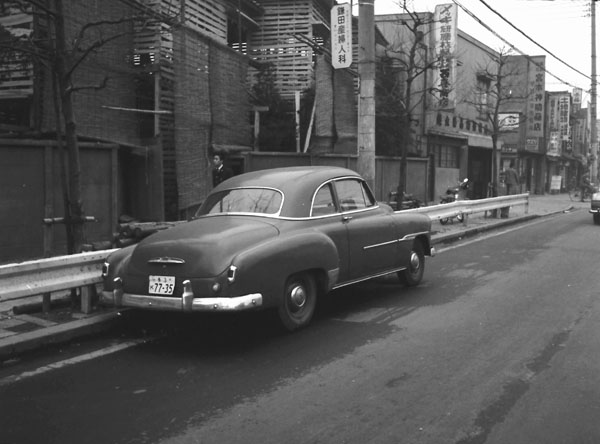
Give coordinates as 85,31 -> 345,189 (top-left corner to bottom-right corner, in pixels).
0,0 -> 150,253
376,6 -> 444,207
468,47 -> 526,199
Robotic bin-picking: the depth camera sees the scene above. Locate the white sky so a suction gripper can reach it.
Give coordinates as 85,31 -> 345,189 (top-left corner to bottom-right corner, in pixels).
352,0 -> 593,101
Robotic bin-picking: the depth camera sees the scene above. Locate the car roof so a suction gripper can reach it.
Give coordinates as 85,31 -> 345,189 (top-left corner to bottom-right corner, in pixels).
211,166 -> 364,218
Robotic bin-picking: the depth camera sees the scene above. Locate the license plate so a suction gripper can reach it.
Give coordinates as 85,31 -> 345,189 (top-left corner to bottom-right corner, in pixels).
148,275 -> 175,295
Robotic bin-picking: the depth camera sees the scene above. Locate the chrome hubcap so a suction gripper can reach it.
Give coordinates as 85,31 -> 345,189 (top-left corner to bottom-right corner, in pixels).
289,285 -> 307,310
410,251 -> 421,272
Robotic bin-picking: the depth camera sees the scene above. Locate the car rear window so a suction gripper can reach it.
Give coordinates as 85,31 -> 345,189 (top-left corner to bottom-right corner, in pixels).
197,188 -> 283,216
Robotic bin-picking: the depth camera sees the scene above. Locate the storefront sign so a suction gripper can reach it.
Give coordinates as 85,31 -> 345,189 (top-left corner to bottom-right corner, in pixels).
547,131 -> 560,157
550,175 -> 562,191
526,137 -> 539,152
573,87 -> 582,106
526,56 -> 545,140
331,4 -> 352,69
558,94 -> 570,140
498,113 -> 519,131
433,4 -> 457,109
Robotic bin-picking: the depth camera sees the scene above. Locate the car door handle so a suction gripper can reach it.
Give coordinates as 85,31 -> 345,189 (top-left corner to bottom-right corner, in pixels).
342,215 -> 353,222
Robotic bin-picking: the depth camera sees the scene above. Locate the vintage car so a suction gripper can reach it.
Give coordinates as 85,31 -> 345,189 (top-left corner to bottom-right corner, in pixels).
101,166 -> 435,330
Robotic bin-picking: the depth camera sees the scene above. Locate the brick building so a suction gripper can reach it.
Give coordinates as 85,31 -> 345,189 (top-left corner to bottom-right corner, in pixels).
0,0 -> 258,260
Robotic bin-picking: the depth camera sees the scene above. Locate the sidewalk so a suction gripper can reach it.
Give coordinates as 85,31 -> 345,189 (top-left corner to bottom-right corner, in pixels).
431,192 -> 589,243
0,193 -> 589,360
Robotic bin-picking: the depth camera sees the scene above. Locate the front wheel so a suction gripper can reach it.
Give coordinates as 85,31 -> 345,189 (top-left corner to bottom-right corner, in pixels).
439,217 -> 449,225
398,241 -> 425,287
277,273 -> 318,331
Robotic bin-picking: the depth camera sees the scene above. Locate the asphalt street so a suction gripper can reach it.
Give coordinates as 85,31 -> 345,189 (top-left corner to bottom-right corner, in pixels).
0,203 -> 597,444
0,192 -> 591,360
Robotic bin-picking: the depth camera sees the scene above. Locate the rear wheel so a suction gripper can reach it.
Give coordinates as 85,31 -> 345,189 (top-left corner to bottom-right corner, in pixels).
439,217 -> 449,225
398,240 -> 425,287
278,273 -> 317,331
594,213 -> 600,225
568,186 -> 580,202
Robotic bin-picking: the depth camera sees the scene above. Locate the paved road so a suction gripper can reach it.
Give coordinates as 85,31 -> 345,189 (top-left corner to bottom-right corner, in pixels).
1,209 -> 599,444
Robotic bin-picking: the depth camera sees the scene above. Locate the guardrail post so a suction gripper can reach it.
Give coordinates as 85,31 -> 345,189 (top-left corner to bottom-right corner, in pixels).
80,284 -> 97,314
43,292 -> 51,314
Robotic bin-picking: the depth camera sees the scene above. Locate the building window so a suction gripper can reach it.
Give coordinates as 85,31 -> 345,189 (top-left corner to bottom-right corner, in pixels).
434,143 -> 460,168
476,74 -> 491,119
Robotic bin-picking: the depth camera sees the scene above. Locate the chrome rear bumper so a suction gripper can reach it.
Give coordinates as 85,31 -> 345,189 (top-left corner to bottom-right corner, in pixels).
100,279 -> 262,312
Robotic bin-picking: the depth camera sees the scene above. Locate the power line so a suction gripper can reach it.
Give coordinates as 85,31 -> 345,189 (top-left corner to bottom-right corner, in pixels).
476,0 -> 591,81
452,0 -> 585,90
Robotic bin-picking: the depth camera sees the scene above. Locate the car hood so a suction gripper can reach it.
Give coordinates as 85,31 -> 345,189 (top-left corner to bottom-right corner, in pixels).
126,216 -> 279,277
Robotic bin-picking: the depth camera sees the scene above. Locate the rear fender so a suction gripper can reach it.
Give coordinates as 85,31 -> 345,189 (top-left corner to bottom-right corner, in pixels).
230,232 -> 339,307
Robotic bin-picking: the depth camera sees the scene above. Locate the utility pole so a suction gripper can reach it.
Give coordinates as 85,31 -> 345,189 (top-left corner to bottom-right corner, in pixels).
591,0 -> 598,183
357,0 -> 376,190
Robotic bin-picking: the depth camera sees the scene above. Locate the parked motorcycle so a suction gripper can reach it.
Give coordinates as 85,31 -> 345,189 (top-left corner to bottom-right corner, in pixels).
439,178 -> 470,225
388,190 -> 424,211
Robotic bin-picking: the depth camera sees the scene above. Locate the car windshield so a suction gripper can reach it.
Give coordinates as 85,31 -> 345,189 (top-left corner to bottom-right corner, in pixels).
197,187 -> 283,216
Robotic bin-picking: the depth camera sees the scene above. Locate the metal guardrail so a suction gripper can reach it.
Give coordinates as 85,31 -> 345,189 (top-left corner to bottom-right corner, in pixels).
0,193 -> 529,315
0,249 -> 117,314
398,193 -> 530,224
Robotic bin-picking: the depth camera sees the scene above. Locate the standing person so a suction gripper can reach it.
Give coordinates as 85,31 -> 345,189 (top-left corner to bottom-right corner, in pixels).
212,153 -> 234,187
501,161 -> 519,218
504,160 -> 520,195
579,172 -> 593,202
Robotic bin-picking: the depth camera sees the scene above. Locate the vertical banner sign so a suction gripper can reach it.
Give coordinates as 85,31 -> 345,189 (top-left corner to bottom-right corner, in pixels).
558,93 -> 571,152
547,131 -> 560,157
573,87 -> 582,106
331,4 -> 352,69
433,4 -> 457,109
525,56 -> 545,151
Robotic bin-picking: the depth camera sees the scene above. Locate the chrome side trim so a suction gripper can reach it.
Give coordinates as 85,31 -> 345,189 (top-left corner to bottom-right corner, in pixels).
331,267 -> 407,290
363,230 -> 431,250
363,239 -> 398,250
399,231 -> 430,241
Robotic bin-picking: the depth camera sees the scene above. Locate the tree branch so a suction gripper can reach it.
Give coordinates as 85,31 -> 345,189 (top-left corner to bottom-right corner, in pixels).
68,75 -> 109,93
66,31 -> 130,79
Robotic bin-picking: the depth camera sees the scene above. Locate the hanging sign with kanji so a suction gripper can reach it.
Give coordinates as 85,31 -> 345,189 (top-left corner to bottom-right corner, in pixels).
331,4 -> 352,69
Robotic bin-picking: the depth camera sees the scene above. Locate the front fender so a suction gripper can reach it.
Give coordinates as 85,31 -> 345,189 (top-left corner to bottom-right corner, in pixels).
230,231 -> 340,307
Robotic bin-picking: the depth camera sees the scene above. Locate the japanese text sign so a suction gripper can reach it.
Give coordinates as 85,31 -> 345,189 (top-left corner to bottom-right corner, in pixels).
331,4 -> 352,69
433,4 -> 457,109
526,56 -> 545,145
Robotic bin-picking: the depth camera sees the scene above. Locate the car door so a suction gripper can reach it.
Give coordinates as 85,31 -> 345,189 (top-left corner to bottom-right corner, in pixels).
332,178 -> 400,280
310,182 -> 350,281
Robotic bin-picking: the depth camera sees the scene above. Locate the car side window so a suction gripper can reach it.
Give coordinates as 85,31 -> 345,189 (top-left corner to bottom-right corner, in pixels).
312,183 -> 337,216
335,179 -> 375,212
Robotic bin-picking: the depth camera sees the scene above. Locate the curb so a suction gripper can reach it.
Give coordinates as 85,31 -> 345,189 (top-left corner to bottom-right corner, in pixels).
0,207 -> 575,361
431,214 -> 540,245
431,206 -> 573,245
0,309 -> 124,361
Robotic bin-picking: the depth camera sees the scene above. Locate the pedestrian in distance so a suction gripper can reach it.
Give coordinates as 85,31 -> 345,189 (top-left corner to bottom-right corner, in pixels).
501,161 -> 519,219
579,172 -> 593,202
504,160 -> 520,195
212,152 -> 234,187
